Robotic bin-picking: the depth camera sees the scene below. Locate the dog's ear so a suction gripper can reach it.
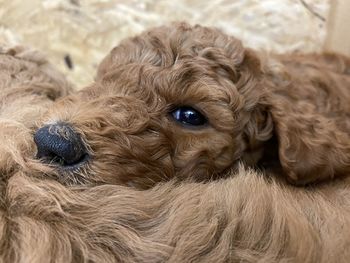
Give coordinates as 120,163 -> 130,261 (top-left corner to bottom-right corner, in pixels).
266,82 -> 350,185
238,49 -> 275,153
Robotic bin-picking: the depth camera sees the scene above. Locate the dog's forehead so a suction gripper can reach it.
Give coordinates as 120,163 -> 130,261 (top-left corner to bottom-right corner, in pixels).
97,24 -> 245,79
93,60 -> 237,108
87,24 -> 247,112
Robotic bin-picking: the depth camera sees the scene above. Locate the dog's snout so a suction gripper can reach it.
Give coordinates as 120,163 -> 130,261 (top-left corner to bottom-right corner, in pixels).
34,123 -> 88,167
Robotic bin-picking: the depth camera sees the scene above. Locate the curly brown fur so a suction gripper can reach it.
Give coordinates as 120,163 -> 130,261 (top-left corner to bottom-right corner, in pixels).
0,45 -> 71,177
37,22 -> 350,187
0,44 -> 71,260
2,168 -> 350,262
1,42 -> 350,263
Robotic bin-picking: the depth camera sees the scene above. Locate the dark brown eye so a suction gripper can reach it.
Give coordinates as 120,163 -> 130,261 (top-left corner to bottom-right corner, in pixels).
171,106 -> 207,126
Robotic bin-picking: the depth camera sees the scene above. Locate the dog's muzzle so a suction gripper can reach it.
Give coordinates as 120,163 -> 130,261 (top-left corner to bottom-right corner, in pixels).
34,122 -> 88,168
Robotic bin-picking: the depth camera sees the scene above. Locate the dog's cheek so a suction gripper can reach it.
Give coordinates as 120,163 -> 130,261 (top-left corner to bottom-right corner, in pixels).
171,130 -> 236,179
82,131 -> 175,187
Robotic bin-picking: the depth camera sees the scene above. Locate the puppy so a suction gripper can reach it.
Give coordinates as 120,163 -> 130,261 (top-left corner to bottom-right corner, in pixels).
0,41 -> 349,263
35,23 -> 350,187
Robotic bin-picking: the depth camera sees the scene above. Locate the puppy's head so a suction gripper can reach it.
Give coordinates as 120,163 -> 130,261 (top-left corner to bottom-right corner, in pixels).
34,23 -> 272,187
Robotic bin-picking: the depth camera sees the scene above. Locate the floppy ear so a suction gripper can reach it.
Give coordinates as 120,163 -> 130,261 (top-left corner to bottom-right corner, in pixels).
266,77 -> 350,185
233,49 -> 274,162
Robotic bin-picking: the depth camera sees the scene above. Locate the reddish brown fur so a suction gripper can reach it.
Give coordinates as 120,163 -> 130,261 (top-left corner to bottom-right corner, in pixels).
39,23 -> 350,187
2,168 -> 350,263
0,40 -> 350,262
0,45 -> 71,176
2,112 -> 350,262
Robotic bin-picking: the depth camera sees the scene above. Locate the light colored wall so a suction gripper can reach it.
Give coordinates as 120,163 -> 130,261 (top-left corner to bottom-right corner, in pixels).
325,0 -> 350,56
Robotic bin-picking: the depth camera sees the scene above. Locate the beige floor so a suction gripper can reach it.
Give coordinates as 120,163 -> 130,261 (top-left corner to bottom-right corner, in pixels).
0,0 -> 329,87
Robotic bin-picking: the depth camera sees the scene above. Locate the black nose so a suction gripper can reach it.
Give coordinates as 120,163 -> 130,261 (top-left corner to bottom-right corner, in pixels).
34,123 -> 88,167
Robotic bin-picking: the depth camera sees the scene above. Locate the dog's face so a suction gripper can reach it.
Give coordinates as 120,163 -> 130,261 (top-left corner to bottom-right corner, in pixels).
35,24 -> 272,187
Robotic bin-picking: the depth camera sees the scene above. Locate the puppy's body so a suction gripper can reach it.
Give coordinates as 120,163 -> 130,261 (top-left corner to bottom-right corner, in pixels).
38,23 -> 350,187
2,168 -> 350,263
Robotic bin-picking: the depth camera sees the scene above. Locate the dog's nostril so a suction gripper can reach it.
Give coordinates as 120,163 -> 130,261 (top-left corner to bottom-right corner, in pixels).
34,123 -> 88,167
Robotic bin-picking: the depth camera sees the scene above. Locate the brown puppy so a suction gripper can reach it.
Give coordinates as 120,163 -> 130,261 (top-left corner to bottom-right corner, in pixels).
0,43 -> 350,263
36,23 -> 350,187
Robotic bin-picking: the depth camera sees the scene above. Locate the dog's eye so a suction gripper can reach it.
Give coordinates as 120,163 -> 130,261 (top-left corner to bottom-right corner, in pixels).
171,106 -> 207,126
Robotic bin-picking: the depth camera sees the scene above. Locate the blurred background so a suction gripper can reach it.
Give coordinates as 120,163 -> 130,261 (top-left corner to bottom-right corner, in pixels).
0,0 -> 330,87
